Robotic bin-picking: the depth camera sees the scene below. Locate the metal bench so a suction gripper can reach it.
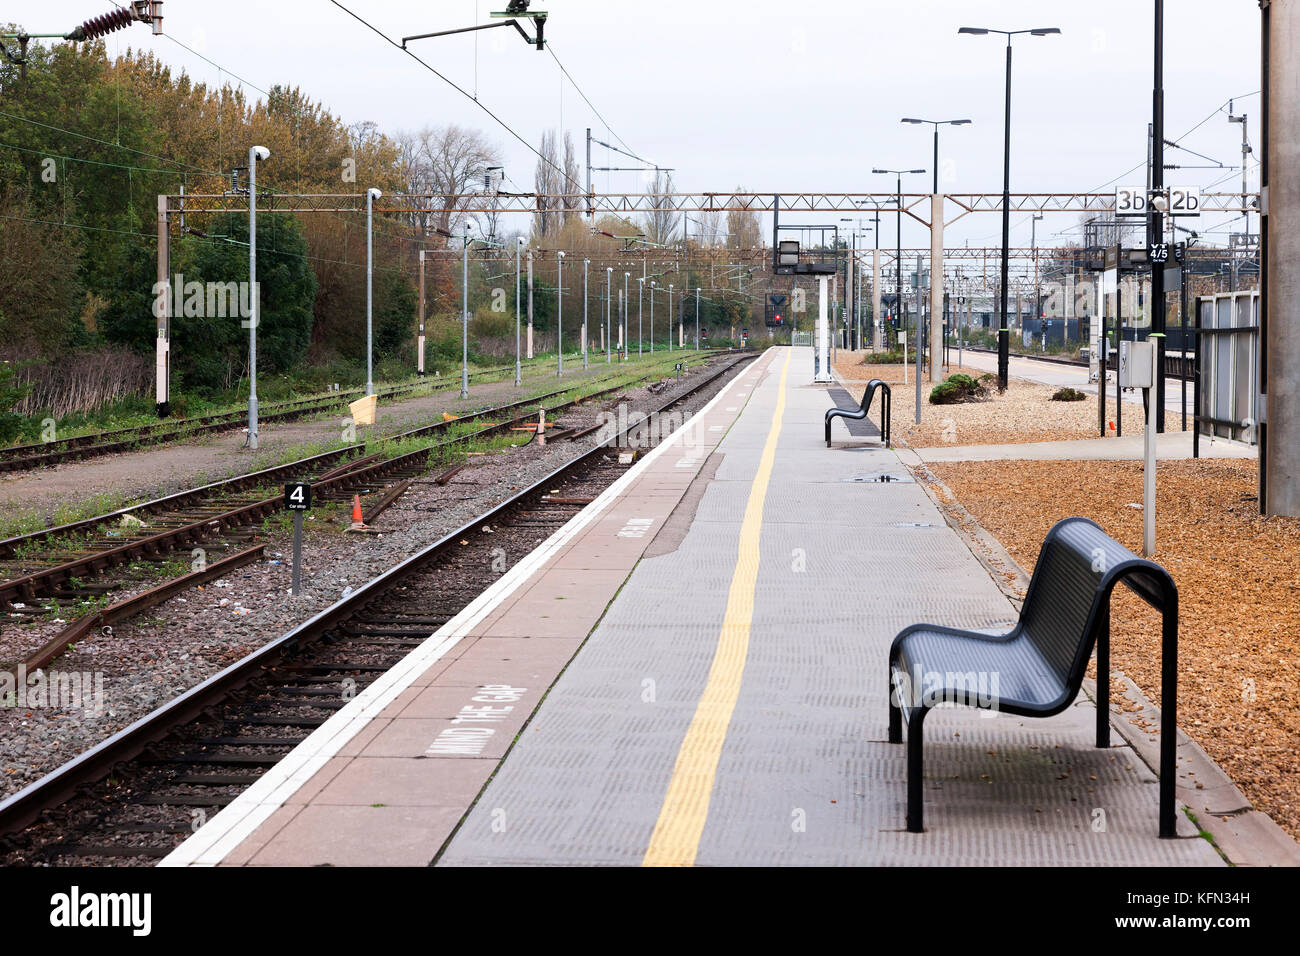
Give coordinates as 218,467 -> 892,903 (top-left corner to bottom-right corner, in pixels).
887,516 -> 1180,837
825,379 -> 891,447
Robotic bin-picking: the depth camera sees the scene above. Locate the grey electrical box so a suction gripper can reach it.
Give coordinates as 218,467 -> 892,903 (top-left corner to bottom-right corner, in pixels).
1118,340 -> 1155,388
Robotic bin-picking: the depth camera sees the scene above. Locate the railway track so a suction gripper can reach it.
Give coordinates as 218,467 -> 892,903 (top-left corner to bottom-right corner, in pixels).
0,355 -> 711,611
0,350 -> 756,864
0,357 -> 544,473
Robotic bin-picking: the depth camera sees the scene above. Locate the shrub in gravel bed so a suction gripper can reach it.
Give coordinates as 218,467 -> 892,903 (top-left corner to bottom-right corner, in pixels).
863,350 -> 904,365
929,373 -> 990,405
1050,387 -> 1087,402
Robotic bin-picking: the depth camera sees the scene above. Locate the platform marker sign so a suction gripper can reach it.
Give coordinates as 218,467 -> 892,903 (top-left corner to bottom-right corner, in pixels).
283,482 -> 311,595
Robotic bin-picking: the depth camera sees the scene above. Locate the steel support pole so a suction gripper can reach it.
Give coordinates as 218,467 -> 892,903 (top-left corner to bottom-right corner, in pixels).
583,259 -> 589,370
366,191 -> 375,397
915,255 -> 923,423
1151,0 -> 1167,432
526,251 -> 534,360
1263,0 -> 1300,515
929,193 -> 944,380
695,288 -> 700,350
155,195 -> 170,417
998,38 -> 1013,390
247,149 -> 261,450
872,249 -> 882,350
418,250 -> 428,377
515,242 -> 522,385
557,252 -> 564,376
461,238 -> 470,399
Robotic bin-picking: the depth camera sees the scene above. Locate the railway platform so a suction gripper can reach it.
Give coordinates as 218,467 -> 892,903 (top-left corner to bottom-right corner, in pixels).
164,346 -> 1223,867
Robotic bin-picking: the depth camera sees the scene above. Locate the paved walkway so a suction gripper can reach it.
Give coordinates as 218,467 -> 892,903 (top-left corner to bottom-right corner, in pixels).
440,346 -> 1222,866
905,429 -> 1255,464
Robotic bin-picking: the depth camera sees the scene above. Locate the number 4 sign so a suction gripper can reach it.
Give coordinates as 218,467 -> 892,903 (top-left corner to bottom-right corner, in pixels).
284,482 -> 311,511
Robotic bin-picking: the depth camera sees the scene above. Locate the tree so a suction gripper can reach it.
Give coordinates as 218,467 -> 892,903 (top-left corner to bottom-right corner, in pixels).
726,186 -> 763,251
172,212 -> 316,393
643,168 -> 679,246
398,124 -> 502,241
375,269 -> 416,357
532,129 -> 561,240
562,131 -> 582,227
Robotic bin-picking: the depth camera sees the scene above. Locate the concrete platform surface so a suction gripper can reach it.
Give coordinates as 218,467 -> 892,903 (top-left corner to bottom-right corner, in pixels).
439,347 -> 1224,867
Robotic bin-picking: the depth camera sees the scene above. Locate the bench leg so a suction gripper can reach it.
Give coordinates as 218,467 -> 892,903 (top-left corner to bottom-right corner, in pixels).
1096,602 -> 1110,748
906,707 -> 928,833
825,417 -> 832,447
888,671 -> 902,744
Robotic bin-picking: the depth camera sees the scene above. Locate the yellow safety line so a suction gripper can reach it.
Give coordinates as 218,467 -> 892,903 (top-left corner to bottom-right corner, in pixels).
642,348 -> 792,867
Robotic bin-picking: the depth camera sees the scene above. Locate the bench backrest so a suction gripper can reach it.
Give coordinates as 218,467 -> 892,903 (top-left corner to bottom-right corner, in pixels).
1018,517 -> 1147,688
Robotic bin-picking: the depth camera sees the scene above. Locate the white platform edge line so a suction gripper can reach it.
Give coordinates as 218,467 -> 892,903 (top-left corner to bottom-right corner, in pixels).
159,349 -> 774,867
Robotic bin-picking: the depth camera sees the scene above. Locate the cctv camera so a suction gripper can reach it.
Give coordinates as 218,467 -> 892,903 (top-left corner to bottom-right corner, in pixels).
251,146 -> 270,161
367,188 -> 383,201
558,251 -> 566,258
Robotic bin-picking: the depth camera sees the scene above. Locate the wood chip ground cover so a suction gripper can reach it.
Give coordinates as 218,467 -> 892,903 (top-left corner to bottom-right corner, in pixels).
924,457 -> 1299,841
834,356 -> 1145,447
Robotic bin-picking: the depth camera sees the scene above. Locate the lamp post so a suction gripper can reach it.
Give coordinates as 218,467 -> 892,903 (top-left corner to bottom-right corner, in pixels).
1031,213 -> 1043,348
605,266 -> 613,362
583,258 -> 590,370
900,118 -> 972,195
695,287 -> 700,350
556,250 -> 565,376
638,277 -> 644,356
959,24 -> 1061,389
365,187 -> 382,397
515,237 -> 525,385
668,284 -> 674,351
650,281 -> 656,353
246,145 -> 269,451
461,233 -> 471,399
872,168 -> 927,350
623,272 -> 629,358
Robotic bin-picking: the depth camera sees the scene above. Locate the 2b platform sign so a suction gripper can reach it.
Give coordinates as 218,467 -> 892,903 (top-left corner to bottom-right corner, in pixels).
1115,185 -> 1201,217
284,482 -> 311,511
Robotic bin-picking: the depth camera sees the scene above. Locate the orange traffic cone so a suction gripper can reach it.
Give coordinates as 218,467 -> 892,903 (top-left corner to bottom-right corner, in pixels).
349,494 -> 370,531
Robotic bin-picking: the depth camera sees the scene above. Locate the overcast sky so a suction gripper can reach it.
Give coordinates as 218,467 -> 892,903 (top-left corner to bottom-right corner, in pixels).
46,1 -> 1261,250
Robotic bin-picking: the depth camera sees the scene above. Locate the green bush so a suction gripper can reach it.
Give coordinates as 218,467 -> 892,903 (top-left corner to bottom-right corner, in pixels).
1051,387 -> 1087,402
863,349 -> 904,365
929,372 -> 988,405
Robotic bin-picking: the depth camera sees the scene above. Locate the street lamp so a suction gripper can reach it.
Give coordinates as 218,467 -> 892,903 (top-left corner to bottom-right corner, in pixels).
872,168 -> 926,347
900,118 -> 972,195
515,237 -> 525,385
605,266 -> 613,363
959,24 -> 1062,389
638,277 -> 645,356
556,250 -> 565,376
623,272 -> 630,358
365,187 -> 382,397
695,287 -> 700,351
246,145 -> 269,451
668,283 -> 674,351
460,232 -> 471,399
650,281 -> 656,354
583,258 -> 590,370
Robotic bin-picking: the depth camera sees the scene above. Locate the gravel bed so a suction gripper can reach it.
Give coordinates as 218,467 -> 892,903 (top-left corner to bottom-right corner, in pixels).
0,355 -> 747,799
921,456 -> 1300,842
834,357 -> 1145,447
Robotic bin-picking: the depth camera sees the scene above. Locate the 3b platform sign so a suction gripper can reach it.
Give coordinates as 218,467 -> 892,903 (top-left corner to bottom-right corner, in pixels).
284,482 -> 311,511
